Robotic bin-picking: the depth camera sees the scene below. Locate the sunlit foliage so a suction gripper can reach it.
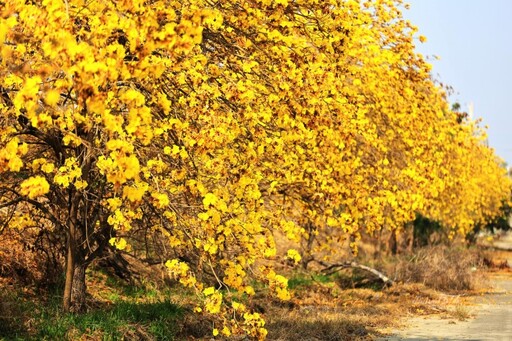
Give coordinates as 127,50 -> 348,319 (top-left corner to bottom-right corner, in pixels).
1,0 -> 510,338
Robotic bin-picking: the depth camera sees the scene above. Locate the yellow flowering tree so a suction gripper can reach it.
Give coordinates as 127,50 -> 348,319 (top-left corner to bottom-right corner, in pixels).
0,0 -> 217,313
0,0 -> 510,338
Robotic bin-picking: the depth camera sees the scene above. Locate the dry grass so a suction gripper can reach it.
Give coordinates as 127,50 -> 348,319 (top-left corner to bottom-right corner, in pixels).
263,275 -> 467,341
390,245 -> 486,291
261,243 -> 491,340
481,249 -> 512,271
449,304 -> 473,321
266,309 -> 374,341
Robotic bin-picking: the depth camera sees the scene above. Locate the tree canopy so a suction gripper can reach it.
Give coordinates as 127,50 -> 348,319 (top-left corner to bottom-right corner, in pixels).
1,0 -> 510,338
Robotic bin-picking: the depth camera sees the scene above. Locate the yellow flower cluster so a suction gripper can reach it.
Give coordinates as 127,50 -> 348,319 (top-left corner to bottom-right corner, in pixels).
165,259 -> 198,288
19,176 -> 50,199
0,138 -> 27,172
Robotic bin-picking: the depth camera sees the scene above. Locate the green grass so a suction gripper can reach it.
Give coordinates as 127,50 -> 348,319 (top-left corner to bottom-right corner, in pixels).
35,300 -> 182,340
0,283 -> 183,341
288,273 -> 335,289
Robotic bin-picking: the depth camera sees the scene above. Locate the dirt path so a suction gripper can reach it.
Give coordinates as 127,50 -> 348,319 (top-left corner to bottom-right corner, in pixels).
380,245 -> 512,341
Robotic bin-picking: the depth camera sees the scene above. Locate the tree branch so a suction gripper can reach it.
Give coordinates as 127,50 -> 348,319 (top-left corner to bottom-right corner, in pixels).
317,259 -> 394,286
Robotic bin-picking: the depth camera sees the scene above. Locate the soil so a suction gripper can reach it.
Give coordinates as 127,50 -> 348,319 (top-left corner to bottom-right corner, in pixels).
379,234 -> 512,341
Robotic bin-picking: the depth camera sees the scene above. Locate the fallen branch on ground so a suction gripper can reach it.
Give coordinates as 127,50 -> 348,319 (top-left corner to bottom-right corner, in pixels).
316,260 -> 394,286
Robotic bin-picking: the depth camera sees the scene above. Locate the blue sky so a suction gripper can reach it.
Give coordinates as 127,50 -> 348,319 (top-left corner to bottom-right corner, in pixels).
402,0 -> 512,167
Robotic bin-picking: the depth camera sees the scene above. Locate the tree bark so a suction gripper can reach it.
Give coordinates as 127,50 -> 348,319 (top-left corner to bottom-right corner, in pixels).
62,196 -> 88,313
62,233 -> 88,313
70,263 -> 87,313
406,222 -> 414,253
62,239 -> 74,312
388,230 -> 397,255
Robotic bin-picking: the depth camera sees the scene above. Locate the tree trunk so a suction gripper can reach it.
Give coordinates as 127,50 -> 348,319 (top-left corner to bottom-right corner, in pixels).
70,263 -> 87,313
62,239 -> 88,313
63,240 -> 74,312
63,197 -> 88,313
406,223 -> 414,253
374,229 -> 382,259
388,230 -> 397,255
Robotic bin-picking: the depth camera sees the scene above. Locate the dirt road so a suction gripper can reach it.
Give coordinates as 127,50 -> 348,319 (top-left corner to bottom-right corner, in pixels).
380,274 -> 512,341
380,243 -> 512,341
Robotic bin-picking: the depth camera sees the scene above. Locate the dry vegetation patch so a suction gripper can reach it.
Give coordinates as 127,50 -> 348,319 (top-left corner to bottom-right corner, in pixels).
263,274 -> 469,340
261,244 -> 490,340
388,245 -> 487,291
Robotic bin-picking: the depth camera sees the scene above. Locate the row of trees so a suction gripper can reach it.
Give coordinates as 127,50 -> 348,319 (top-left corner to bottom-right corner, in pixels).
1,0 -> 510,338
